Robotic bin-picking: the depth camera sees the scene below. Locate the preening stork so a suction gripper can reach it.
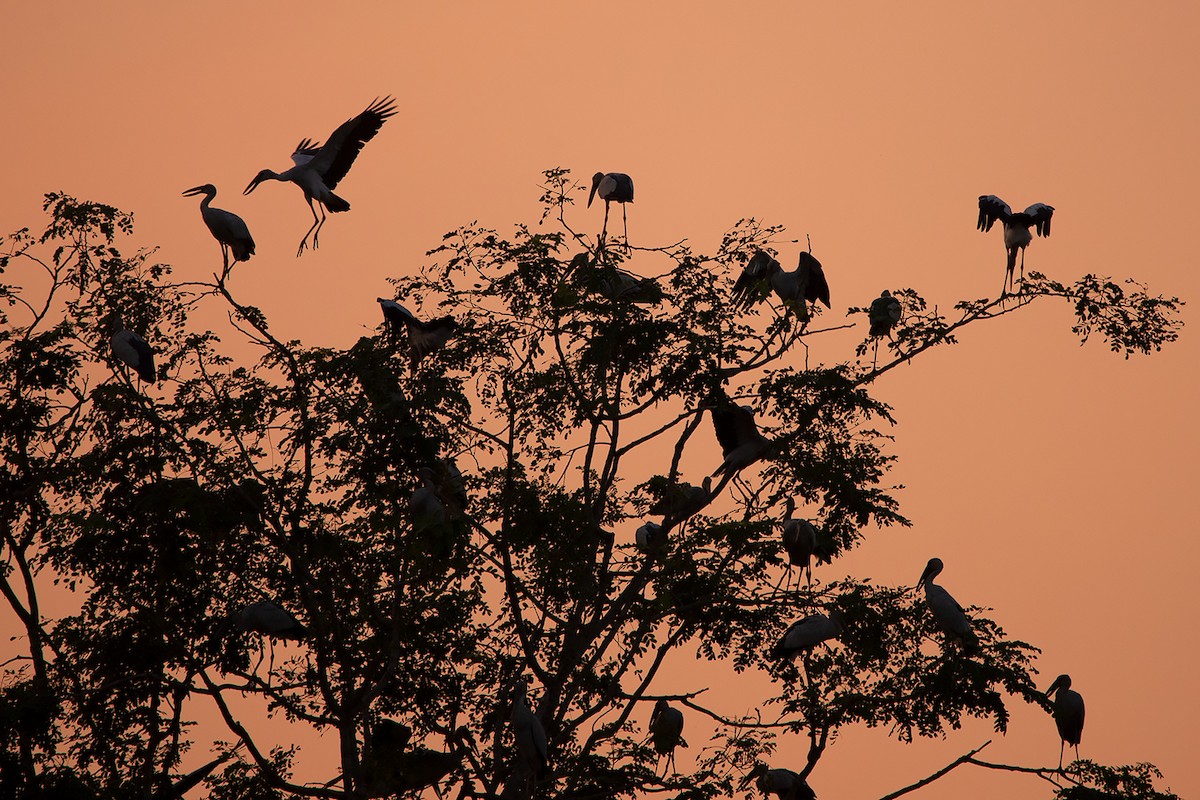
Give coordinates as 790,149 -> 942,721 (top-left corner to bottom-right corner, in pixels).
108,316 -> 156,385
868,290 -> 902,338
588,171 -> 634,245
635,521 -> 668,555
647,477 -> 712,531
1045,674 -> 1085,770
976,195 -> 1055,295
510,678 -> 549,784
236,601 -> 307,640
244,96 -> 398,256
916,558 -> 978,655
708,389 -> 773,482
648,699 -> 685,774
182,184 -> 255,274
768,610 -> 844,660
743,763 -> 817,800
377,298 -> 459,370
732,248 -> 830,319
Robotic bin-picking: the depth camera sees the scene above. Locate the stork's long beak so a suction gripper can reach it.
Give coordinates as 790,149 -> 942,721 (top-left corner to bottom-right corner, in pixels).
588,175 -> 600,208
182,186 -> 207,197
1045,676 -> 1063,697
916,564 -> 932,590
244,174 -> 266,195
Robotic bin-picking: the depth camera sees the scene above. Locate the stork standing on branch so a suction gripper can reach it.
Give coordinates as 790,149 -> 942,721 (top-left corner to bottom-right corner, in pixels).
742,763 -> 816,800
1046,674 -> 1085,770
244,96 -> 397,256
708,389 -> 773,482
732,247 -> 830,320
648,699 -> 685,775
108,315 -> 156,385
976,194 -> 1054,295
377,297 -> 459,370
916,557 -> 978,655
183,184 -> 255,274
588,171 -> 634,247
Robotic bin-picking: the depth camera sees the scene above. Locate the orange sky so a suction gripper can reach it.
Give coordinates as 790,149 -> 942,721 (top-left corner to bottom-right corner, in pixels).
2,3 -> 1197,798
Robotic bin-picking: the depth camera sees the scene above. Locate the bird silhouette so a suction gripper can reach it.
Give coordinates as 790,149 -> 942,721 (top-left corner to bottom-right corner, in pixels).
182,184 -> 255,274
244,96 -> 397,255
1046,674 -> 1085,770
708,389 -> 773,482
732,248 -> 830,319
916,558 -> 977,655
768,610 -> 844,660
377,298 -> 459,370
108,315 -> 156,385
743,763 -> 816,800
588,171 -> 634,246
976,195 -> 1054,295
648,699 -> 685,774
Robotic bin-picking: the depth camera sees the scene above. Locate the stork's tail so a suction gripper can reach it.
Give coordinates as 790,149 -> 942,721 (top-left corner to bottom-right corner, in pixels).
233,242 -> 255,262
326,193 -> 351,213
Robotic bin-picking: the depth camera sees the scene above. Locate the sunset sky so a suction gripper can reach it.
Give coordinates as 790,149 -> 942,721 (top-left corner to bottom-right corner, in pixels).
3,3 -> 1197,798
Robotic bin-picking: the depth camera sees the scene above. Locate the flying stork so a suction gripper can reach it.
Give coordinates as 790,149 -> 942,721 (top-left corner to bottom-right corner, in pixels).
108,315 -> 156,385
916,558 -> 978,655
976,195 -> 1055,295
708,389 -> 773,482
742,763 -> 816,800
244,96 -> 398,256
648,699 -> 685,774
377,298 -> 459,370
182,184 -> 255,274
588,171 -> 634,246
1045,674 -> 1085,770
732,248 -> 830,319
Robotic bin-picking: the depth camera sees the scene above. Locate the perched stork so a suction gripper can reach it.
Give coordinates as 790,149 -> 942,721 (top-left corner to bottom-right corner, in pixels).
588,171 -> 634,245
781,497 -> 818,588
362,723 -> 462,796
1045,674 -> 1085,770
868,290 -> 902,338
182,184 -> 255,274
768,610 -> 844,660
245,96 -> 397,256
108,316 -> 156,385
377,298 -> 459,370
708,389 -> 773,482
916,558 -> 978,655
236,601 -> 306,640
647,477 -> 712,531
743,763 -> 816,800
510,679 -> 549,784
732,248 -> 830,319
976,195 -> 1055,295
597,268 -> 664,304
648,699 -> 685,774
635,521 -> 668,555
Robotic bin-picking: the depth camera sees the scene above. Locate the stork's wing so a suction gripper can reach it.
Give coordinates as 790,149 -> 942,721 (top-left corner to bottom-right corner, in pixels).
1023,203 -> 1054,237
291,138 -> 322,167
977,195 -> 1012,232
310,96 -> 399,190
797,252 -> 830,308
709,390 -> 760,457
731,249 -> 780,310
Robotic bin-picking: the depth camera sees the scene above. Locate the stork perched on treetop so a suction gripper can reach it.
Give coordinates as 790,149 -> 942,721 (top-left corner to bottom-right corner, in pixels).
742,763 -> 816,800
648,700 -> 685,775
244,96 -> 397,256
732,247 -> 830,320
976,195 -> 1054,296
377,298 -> 459,370
708,388 -> 773,483
1046,674 -> 1085,770
183,184 -> 255,275
588,171 -> 634,247
916,557 -> 978,655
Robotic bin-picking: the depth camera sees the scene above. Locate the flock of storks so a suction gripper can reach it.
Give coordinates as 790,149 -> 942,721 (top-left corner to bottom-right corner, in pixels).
98,96 -> 1079,799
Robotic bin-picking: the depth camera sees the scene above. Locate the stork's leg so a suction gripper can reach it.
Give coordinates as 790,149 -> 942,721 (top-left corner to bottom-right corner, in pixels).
312,204 -> 328,250
298,198 -> 321,257
220,244 -> 231,277
601,201 -> 610,243
623,203 -> 629,251
1019,247 -> 1026,288
1058,740 -> 1065,771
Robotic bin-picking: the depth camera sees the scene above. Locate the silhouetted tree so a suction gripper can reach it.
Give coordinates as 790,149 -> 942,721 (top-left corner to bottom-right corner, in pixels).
0,175 -> 1183,800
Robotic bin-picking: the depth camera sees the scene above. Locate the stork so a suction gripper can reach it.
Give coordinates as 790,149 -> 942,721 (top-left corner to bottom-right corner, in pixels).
510,678 -> 549,786
648,699 -> 684,774
182,184 -> 255,274
781,497 -> 818,589
743,763 -> 816,800
108,315 -> 156,385
647,477 -> 712,531
1045,674 -> 1085,770
635,521 -> 668,555
708,389 -> 773,482
411,467 -> 451,540
916,558 -> 978,655
768,610 -> 844,660
732,248 -> 830,319
976,195 -> 1055,295
588,171 -> 634,246
235,601 -> 306,640
377,298 -> 459,370
244,96 -> 397,256
362,722 -> 462,796
868,290 -> 902,338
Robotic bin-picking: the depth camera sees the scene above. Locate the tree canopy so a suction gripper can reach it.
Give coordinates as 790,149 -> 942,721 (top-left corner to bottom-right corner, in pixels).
0,173 -> 1184,800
